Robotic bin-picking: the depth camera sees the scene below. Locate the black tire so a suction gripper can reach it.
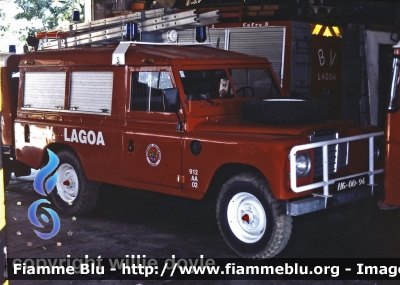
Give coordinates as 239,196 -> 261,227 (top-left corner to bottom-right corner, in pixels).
242,98 -> 329,124
216,173 -> 292,258
50,150 -> 99,215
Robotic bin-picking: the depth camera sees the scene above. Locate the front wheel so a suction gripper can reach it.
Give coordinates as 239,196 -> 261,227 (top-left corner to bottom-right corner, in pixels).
216,173 -> 292,258
50,150 -> 99,215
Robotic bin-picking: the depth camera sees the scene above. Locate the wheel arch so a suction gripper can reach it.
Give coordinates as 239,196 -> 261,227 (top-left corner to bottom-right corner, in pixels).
43,143 -> 82,169
203,163 -> 266,201
47,142 -> 76,154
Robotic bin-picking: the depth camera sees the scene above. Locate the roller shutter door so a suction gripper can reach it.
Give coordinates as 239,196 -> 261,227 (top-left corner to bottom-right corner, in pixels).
228,27 -> 285,85
23,72 -> 66,110
70,71 -> 113,115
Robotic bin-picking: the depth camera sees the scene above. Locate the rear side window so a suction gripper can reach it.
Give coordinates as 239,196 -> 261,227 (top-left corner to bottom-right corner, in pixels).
23,72 -> 66,110
130,71 -> 173,112
70,71 -> 113,115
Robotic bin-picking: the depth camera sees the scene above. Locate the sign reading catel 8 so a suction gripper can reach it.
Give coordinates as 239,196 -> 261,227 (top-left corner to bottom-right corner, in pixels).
0,43 -> 383,258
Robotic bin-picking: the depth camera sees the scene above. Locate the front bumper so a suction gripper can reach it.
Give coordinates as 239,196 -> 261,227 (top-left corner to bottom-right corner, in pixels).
286,186 -> 374,216
289,131 -> 384,195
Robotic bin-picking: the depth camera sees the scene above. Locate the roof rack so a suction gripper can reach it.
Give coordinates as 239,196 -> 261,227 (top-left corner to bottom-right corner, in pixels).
111,41 -> 213,66
37,8 -> 219,50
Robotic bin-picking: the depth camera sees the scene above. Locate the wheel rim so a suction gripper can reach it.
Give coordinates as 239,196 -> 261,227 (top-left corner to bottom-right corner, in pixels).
56,163 -> 79,203
226,192 -> 267,243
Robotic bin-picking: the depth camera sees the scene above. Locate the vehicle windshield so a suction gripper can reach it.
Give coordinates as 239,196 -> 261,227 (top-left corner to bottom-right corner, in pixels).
179,68 -> 280,101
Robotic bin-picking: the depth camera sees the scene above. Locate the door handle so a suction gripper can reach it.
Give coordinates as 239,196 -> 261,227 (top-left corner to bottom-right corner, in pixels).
128,140 -> 134,152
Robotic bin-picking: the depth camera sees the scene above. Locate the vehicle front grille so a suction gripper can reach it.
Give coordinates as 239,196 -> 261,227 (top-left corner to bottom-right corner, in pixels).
310,129 -> 348,177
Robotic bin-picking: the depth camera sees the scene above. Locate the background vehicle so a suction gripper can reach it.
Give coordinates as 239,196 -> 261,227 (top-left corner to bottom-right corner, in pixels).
383,41 -> 400,207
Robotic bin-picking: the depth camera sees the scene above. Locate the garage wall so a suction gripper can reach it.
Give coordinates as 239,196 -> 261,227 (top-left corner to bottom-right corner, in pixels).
93,0 -> 130,20
366,30 -> 396,126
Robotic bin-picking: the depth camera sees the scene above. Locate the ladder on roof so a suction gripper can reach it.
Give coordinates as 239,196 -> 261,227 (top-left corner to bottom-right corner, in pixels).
38,8 -> 219,50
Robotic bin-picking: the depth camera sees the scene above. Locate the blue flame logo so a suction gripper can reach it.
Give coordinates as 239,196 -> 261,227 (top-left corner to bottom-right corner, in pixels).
28,199 -> 60,239
33,149 -> 59,196
28,149 -> 61,240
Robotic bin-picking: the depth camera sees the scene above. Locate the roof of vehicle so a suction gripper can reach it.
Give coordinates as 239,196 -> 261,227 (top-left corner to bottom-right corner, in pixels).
19,44 -> 271,67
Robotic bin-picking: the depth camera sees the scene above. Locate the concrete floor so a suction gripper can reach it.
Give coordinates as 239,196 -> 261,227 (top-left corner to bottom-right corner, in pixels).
4,172 -> 400,284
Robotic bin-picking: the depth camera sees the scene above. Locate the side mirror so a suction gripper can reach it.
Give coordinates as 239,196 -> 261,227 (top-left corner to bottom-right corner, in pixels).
163,88 -> 180,113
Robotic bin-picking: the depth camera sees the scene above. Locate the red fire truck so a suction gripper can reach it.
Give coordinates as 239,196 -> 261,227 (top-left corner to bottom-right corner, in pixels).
0,41 -> 384,258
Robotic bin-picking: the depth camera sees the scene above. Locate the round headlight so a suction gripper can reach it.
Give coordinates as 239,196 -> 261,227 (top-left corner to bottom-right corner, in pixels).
296,153 -> 311,177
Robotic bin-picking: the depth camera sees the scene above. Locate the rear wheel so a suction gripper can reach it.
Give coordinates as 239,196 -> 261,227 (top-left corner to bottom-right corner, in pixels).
216,173 -> 292,258
51,150 -> 99,215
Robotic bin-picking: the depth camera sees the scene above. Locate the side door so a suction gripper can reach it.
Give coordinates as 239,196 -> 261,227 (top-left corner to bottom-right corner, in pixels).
122,68 -> 183,188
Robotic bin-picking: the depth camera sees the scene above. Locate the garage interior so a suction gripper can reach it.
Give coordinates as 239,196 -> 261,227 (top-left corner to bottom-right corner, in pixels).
88,0 -> 400,127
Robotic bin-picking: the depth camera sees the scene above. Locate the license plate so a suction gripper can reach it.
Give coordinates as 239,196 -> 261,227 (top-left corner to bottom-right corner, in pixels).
334,175 -> 368,191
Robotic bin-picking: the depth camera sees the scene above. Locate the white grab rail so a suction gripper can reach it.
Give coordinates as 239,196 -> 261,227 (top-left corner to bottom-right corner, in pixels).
289,131 -> 384,195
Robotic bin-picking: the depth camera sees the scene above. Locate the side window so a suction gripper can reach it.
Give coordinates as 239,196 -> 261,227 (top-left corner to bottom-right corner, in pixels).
130,71 -> 174,112
70,71 -> 113,115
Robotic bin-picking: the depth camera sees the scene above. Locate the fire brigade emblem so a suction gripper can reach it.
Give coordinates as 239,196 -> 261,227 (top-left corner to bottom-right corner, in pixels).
146,144 -> 161,166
